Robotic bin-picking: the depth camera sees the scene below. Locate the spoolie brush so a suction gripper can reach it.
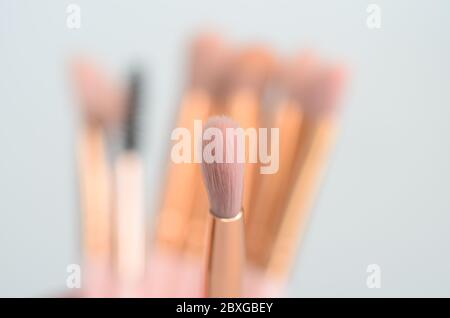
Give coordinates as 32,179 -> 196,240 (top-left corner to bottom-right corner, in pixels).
115,67 -> 146,295
124,69 -> 142,151
201,116 -> 245,298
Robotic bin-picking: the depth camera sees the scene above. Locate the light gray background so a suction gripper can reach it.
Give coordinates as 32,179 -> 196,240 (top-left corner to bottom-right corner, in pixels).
1,0 -> 449,297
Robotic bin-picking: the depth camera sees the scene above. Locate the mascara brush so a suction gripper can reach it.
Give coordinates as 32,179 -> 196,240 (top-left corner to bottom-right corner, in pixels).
115,67 -> 146,296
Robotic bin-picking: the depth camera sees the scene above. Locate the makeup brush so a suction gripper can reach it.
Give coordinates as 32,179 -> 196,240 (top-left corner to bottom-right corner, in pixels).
71,58 -> 126,296
115,67 -> 146,295
226,46 -> 275,221
266,63 -> 347,278
154,34 -> 228,253
246,97 -> 303,268
71,57 -> 127,129
150,34 -> 229,297
201,116 -> 245,298
246,53 -> 316,270
175,36 -> 234,296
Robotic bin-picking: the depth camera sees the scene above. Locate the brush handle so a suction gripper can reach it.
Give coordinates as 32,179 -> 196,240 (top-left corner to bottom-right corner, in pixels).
78,125 -> 112,264
206,212 -> 244,298
268,119 -> 336,277
116,153 -> 146,289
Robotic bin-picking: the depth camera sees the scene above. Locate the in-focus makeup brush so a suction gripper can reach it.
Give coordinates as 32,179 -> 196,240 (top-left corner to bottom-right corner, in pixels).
115,68 -> 146,296
175,37 -> 234,297
266,63 -> 347,279
201,116 -> 245,298
70,58 -> 126,296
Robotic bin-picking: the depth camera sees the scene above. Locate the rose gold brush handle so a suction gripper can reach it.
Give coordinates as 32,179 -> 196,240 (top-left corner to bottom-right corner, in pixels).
206,211 -> 245,298
77,125 -> 114,297
267,119 -> 336,277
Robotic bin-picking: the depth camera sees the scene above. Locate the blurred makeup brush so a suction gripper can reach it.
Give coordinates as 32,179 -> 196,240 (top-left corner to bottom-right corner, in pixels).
266,63 -> 347,278
201,116 -> 245,298
154,34 -> 228,252
115,68 -> 146,295
71,58 -> 126,296
177,165 -> 211,297
246,96 -> 303,269
150,34 -> 229,297
71,57 -> 127,130
246,53 -> 315,270
226,46 -> 275,220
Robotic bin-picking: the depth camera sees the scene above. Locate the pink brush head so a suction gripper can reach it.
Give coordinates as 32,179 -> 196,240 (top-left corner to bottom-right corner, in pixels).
226,45 -> 276,93
188,33 -> 230,93
70,57 -> 127,128
303,63 -> 348,117
201,116 -> 244,219
284,51 -> 319,100
283,53 -> 347,117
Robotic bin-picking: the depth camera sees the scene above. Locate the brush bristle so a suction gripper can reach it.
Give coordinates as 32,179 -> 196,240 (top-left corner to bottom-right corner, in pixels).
304,64 -> 347,117
230,46 -> 275,91
201,116 -> 244,219
189,34 -> 229,91
124,68 -> 143,150
70,57 -> 126,128
285,51 -> 318,101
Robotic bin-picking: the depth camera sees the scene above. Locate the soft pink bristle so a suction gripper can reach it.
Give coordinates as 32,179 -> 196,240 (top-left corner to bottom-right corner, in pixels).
70,57 -> 127,128
286,51 -> 319,100
304,63 -> 348,117
201,116 -> 244,219
189,34 -> 230,90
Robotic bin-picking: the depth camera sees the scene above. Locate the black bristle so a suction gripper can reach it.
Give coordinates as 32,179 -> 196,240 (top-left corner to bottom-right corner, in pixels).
124,67 -> 143,151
